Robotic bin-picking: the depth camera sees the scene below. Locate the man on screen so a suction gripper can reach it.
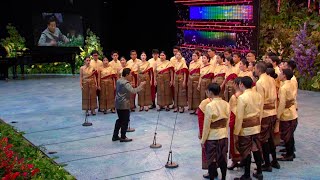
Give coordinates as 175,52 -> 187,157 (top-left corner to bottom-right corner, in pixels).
38,16 -> 69,46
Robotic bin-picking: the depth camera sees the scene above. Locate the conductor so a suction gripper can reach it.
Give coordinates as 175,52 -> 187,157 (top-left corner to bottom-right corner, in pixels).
112,68 -> 146,142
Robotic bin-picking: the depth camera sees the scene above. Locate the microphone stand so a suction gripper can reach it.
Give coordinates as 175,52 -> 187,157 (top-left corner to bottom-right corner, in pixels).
150,110 -> 162,148
165,73 -> 178,168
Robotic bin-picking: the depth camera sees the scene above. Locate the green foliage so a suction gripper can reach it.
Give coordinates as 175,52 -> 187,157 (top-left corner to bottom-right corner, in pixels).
59,34 -> 84,47
75,29 -> 104,72
260,0 -> 320,91
311,72 -> 320,90
259,0 -> 320,58
0,120 -> 75,180
0,24 -> 27,58
25,62 -> 73,74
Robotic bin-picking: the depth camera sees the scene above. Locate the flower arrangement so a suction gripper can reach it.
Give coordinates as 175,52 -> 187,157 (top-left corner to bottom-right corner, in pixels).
75,29 -> 104,71
291,22 -> 319,78
0,24 -> 28,58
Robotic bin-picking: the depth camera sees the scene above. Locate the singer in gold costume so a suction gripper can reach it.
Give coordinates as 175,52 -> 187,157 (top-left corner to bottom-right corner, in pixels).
137,52 -> 153,111
98,57 -> 116,114
155,51 -> 174,111
80,56 -> 98,115
188,52 -> 202,114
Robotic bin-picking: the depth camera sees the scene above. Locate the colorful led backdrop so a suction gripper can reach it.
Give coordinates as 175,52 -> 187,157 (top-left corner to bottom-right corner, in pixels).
184,30 -> 236,46
176,0 -> 260,61
190,5 -> 253,20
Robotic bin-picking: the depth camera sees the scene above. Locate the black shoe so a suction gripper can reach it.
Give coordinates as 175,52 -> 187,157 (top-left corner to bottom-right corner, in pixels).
277,155 -> 294,161
202,173 -> 209,179
281,153 -> 296,158
150,104 -> 156,109
261,165 -> 272,172
271,161 -> 280,169
234,175 -> 252,180
279,148 -> 286,152
253,172 -> 263,180
238,160 -> 245,167
120,137 -> 132,142
112,136 -> 120,141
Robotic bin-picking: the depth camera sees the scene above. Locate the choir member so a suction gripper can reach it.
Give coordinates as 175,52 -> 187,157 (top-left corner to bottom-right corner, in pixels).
281,60 -> 298,110
127,50 -> 142,111
277,69 -> 298,161
223,47 -> 232,59
234,76 -> 264,180
170,46 -> 186,65
255,62 -> 280,171
148,49 -> 161,109
109,51 -> 122,79
80,56 -> 98,115
238,59 -> 254,79
264,52 -> 277,64
188,52 -> 201,114
90,50 -> 103,111
212,53 -> 226,99
155,51 -> 174,111
137,52 -> 152,111
270,56 -> 281,92
173,52 -> 188,113
194,47 -> 203,62
232,52 -> 241,75
98,57 -> 116,114
266,68 -> 281,146
90,50 -> 103,69
197,53 -> 214,101
208,47 -> 217,69
246,50 -> 257,63
198,97 -> 212,178
201,83 -> 229,180
221,56 -> 238,102
227,77 -> 242,170
248,61 -> 256,72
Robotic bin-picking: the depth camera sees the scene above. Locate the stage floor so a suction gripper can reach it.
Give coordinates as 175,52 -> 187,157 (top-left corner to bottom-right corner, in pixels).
1,75 -> 320,180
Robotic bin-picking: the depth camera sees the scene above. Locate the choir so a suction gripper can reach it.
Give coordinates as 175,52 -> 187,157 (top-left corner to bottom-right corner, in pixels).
79,47 -> 299,180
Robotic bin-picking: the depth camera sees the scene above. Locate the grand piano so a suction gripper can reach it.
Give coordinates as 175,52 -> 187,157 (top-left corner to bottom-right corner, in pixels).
0,46 -> 80,80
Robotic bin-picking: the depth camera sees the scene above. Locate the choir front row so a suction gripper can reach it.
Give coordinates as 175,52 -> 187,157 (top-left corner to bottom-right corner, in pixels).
79,48 -> 298,180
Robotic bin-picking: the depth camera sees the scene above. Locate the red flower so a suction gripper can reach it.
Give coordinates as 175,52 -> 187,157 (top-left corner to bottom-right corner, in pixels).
27,164 -> 34,169
22,172 -> 28,177
12,172 -> 20,179
1,137 -> 8,143
31,168 -> 40,176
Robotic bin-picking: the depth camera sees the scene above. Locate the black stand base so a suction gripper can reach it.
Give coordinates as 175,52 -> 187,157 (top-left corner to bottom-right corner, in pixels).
165,162 -> 179,168
82,122 -> 93,126
150,143 -> 162,148
127,127 -> 135,132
